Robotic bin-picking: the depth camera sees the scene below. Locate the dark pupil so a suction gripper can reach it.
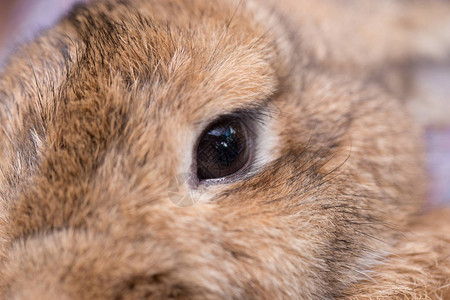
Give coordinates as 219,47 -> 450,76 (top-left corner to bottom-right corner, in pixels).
197,119 -> 249,180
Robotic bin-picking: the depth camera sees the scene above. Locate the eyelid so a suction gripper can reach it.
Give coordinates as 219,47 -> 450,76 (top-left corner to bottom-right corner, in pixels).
192,98 -> 275,128
224,101 -> 276,125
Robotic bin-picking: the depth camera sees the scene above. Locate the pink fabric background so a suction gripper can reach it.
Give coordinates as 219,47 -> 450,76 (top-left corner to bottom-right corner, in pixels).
0,0 -> 449,208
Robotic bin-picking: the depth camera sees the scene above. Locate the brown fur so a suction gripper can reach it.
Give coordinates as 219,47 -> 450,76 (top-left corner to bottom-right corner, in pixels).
0,0 -> 448,299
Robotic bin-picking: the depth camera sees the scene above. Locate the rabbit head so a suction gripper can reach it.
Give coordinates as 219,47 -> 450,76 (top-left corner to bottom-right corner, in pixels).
0,0 -> 448,298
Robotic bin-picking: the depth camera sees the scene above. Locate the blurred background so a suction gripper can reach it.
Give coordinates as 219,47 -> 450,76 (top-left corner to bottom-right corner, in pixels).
0,0 -> 449,207
0,0 -> 89,64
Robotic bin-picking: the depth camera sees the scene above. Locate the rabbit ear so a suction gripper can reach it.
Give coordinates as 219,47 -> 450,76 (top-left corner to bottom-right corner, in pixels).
353,0 -> 450,128
272,0 -> 450,68
359,0 -> 450,66
397,1 -> 450,64
271,0 -> 450,126
344,0 -> 450,127
356,0 -> 450,66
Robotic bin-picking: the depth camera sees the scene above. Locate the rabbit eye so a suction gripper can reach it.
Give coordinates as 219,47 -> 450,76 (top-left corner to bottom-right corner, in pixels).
196,117 -> 250,181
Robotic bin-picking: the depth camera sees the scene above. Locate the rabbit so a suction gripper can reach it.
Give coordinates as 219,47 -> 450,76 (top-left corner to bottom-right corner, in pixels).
0,0 -> 449,299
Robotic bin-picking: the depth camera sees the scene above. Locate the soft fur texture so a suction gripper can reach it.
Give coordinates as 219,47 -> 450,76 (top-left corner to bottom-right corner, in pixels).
0,0 -> 449,299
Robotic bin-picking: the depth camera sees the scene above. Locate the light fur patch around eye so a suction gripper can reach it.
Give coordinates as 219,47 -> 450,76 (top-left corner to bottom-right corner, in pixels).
251,111 -> 280,173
